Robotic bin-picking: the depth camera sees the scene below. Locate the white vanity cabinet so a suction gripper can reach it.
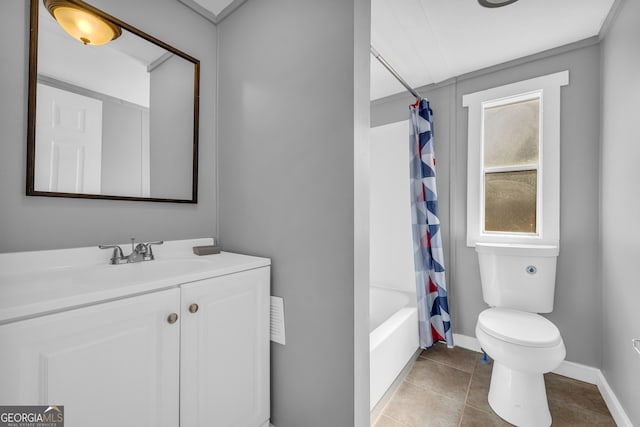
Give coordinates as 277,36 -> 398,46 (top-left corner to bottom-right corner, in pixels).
0,288 -> 182,427
180,268 -> 270,427
0,246 -> 271,427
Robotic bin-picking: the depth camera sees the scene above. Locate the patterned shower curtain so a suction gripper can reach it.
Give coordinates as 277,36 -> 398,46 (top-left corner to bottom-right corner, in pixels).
409,99 -> 453,348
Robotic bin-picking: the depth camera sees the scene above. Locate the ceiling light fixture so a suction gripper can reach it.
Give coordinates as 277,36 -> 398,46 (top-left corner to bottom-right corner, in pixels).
43,0 -> 122,46
478,0 -> 519,8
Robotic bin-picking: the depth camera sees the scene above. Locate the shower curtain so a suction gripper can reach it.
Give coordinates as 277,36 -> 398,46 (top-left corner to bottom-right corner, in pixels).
409,99 -> 453,348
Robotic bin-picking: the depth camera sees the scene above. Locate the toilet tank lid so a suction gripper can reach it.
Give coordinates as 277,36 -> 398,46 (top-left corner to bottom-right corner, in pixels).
478,308 -> 562,348
475,243 -> 559,256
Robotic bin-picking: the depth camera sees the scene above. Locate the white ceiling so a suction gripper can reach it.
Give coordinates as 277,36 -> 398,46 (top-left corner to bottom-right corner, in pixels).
191,0 -> 235,16
178,0 -> 247,24
371,0 -> 615,100
185,0 -> 615,99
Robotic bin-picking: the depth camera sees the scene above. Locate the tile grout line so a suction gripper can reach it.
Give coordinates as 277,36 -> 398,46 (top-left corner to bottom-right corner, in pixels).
374,381 -> 409,427
417,354 -> 476,376
403,366 -> 470,398
378,346 -> 492,427
416,346 -> 481,426
457,359 -> 476,427
464,356 -> 507,419
400,361 -> 474,426
372,349 -> 423,426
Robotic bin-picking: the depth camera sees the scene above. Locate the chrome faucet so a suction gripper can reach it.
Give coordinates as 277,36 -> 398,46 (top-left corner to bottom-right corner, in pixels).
99,238 -> 164,265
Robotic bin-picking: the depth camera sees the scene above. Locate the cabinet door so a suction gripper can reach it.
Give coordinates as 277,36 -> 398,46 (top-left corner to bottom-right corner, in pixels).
180,267 -> 270,427
0,288 -> 180,427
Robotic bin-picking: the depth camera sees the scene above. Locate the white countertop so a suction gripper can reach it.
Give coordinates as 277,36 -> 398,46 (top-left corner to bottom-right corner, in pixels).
0,239 -> 270,324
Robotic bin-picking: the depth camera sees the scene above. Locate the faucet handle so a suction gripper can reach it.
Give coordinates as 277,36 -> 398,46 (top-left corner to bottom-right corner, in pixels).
145,241 -> 164,260
134,242 -> 148,253
98,244 -> 125,265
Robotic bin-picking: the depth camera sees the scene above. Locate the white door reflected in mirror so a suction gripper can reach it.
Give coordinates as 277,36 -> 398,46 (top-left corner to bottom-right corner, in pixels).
35,84 -> 103,194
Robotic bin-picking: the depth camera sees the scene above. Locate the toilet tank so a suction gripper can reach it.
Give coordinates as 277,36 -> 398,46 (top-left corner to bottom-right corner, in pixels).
476,243 -> 559,313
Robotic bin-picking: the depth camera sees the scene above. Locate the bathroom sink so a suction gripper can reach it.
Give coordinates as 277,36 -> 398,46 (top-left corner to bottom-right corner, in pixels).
0,248 -> 270,323
102,257 -> 215,279
0,258 -> 211,316
5,257 -> 214,288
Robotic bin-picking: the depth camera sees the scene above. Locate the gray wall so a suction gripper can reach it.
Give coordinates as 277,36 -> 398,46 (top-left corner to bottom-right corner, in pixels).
372,40 -> 603,367
217,0 -> 370,426
0,0 -> 217,252
150,55 -> 194,200
101,100 -> 148,197
600,0 -> 640,423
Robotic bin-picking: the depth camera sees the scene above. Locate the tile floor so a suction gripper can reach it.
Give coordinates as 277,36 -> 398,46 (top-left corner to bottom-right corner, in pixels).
371,343 -> 616,427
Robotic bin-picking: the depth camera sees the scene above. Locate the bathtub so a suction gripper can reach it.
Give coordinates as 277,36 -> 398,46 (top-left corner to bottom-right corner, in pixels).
370,286 -> 419,410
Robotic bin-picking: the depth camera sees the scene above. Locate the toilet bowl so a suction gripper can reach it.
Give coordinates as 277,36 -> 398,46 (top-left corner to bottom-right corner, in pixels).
476,308 -> 566,427
474,243 -> 564,427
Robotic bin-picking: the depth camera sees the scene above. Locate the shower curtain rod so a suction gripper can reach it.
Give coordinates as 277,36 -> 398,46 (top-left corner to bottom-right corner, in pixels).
370,45 -> 421,101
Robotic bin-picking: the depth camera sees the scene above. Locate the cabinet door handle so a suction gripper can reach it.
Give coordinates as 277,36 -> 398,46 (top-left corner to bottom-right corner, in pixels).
167,313 -> 179,324
188,303 -> 199,313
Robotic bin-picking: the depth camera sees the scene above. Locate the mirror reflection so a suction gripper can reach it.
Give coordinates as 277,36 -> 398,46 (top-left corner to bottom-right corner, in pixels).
29,0 -> 200,202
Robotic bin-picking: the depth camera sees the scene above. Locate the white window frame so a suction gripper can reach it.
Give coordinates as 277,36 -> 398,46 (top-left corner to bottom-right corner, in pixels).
462,71 -> 569,247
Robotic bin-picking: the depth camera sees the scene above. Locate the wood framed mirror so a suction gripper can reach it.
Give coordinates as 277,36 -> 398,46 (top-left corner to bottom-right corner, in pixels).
27,0 -> 200,203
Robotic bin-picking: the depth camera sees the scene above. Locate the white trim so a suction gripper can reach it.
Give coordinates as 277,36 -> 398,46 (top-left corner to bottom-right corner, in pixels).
598,0 -> 625,40
484,164 -> 538,174
596,371 -> 634,427
463,71 -> 569,247
553,359 -> 599,384
482,90 -> 541,109
177,0 -> 249,24
453,333 -> 482,352
453,333 -> 633,425
178,0 -> 218,23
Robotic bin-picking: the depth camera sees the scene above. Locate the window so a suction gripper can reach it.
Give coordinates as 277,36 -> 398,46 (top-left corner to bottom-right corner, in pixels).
463,71 -> 568,246
483,94 -> 540,234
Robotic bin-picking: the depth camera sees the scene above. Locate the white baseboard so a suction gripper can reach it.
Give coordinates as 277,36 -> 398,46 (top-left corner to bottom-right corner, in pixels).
453,333 -> 633,425
596,371 -> 634,427
453,333 -> 482,352
552,359 -> 599,384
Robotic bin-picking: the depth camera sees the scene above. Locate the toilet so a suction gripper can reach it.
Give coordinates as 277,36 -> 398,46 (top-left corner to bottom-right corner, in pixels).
475,243 -> 565,427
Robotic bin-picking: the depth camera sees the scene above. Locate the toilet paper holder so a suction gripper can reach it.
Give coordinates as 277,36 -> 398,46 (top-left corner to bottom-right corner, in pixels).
633,339 -> 640,355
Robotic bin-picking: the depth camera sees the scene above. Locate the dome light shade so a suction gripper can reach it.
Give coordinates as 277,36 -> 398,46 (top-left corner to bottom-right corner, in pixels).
478,0 -> 519,8
44,0 -> 122,45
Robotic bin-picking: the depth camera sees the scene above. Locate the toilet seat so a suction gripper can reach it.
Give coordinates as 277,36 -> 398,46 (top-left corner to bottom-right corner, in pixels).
478,308 -> 562,348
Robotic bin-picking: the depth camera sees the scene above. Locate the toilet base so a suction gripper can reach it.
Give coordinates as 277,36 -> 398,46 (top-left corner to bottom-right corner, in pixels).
488,361 -> 552,427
